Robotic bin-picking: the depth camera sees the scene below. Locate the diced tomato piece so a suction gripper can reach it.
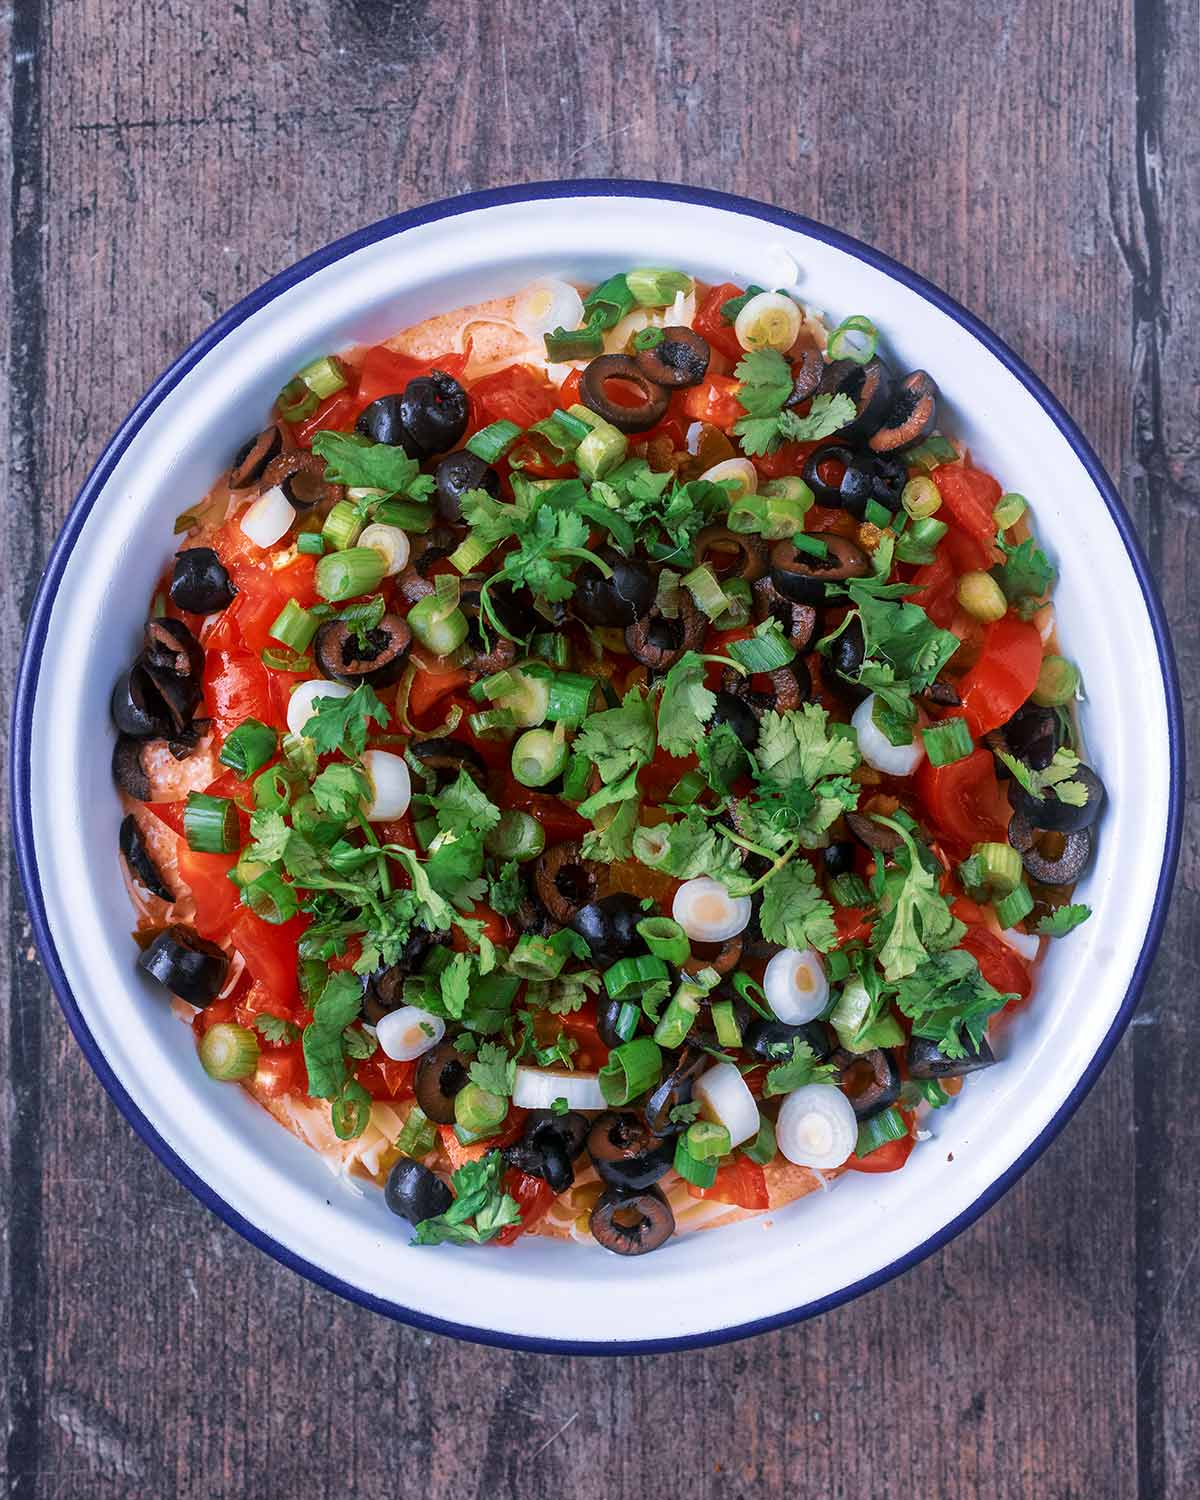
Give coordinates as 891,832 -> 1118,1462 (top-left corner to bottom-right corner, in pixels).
374,814 -> 416,850
294,388 -> 359,447
686,1156 -> 769,1210
930,463 -> 1002,559
558,999 -> 610,1072
472,364 -> 558,429
753,438 -> 820,481
497,777 -> 589,844
847,1132 -> 916,1173
952,903 -> 1034,1000
228,909 -> 307,1010
557,367 -> 584,407
680,374 -> 744,432
234,979 -> 295,1029
406,666 -> 473,726
957,615 -> 1043,737
203,649 -> 277,738
192,994 -> 237,1037
450,903 -> 510,950
350,345 -> 425,414
916,748 -> 1011,850
355,1054 -> 416,1100
693,281 -> 747,362
177,846 -> 240,939
496,1170 -> 557,1245
835,907 -> 874,947
254,1043 -> 306,1098
146,800 -> 188,838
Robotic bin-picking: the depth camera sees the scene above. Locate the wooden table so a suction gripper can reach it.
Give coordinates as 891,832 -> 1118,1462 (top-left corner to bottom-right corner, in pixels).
2,2 -> 1195,1495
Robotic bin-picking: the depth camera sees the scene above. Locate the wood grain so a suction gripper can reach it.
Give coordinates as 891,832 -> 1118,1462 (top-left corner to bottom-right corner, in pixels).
2,0 -> 1194,1496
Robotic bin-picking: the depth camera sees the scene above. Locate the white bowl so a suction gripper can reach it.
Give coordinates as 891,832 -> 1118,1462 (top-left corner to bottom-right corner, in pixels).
12,182 -> 1183,1351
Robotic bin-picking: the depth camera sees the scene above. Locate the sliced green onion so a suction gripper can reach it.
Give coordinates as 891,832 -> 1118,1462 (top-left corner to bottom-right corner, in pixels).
727,625 -> 796,672
598,1037 -> 663,1107
261,646 -> 311,672
994,492 -> 1028,530
321,499 -> 363,552
508,933 -> 570,981
957,570 -> 1008,623
373,498 -> 434,533
297,354 -> 347,400
741,1114 -> 777,1165
625,268 -> 693,306
281,731 -> 317,779
240,869 -> 299,924
632,326 -> 665,351
829,872 -> 872,908
827,315 -> 878,365
575,417 -> 627,482
470,668 -> 518,704
454,1083 -> 508,1136
297,531 -> 326,556
252,764 -> 299,811
268,597 -> 319,653
855,1105 -> 908,1158
561,750 -> 592,802
613,1001 -> 641,1043
899,434 -> 957,473
712,577 -> 753,630
792,533 -> 829,559
995,883 -> 1034,929
511,724 -> 567,788
895,516 -> 948,565
729,478 -> 813,540
1032,655 -> 1080,707
316,546 -> 386,603
710,999 -> 743,1050
396,1103 -> 437,1158
972,841 -> 1023,898
635,917 -> 691,966
604,954 -> 670,1001
681,563 -> 730,619
529,407 -> 592,458
582,272 -> 635,330
686,1120 -> 732,1161
902,477 -> 942,518
652,980 -> 705,1050
673,1131 -> 717,1188
219,719 -> 278,779
494,667 -> 551,727
198,1023 -> 259,1082
545,325 -> 605,362
863,498 -> 893,529
407,593 -> 469,657
544,672 -> 596,727
921,717 -> 974,767
466,419 -> 522,463
277,376 -> 319,423
530,631 -> 570,668
448,532 -> 492,575
184,792 -> 240,854
467,707 -> 516,737
485,809 -> 546,863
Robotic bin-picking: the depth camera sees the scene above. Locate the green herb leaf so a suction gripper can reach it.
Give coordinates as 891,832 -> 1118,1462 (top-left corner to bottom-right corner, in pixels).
410,1150 -> 523,1246
758,860 -> 838,952
575,686 -> 657,784
253,1014 -> 300,1044
894,949 -> 1014,1058
302,683 -> 389,758
657,651 -> 717,756
994,536 -> 1055,611
310,763 -> 370,821
870,816 -> 964,981
762,1038 -> 838,1097
469,1041 -> 518,1098
1034,903 -> 1092,937
310,431 -> 435,500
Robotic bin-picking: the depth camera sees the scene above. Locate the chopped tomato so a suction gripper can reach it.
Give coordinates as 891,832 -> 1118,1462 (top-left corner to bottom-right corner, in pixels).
294,388 -> 359,447
177,846 -> 240,938
146,800 -> 187,838
348,344 -> 469,422
498,777 -> 589,844
228,909 -> 308,1009
471,364 -> 558,429
916,748 -> 1011,849
753,438 -> 819,481
930,463 -> 1002,559
234,979 -> 295,1029
203,649 -> 277,738
355,1054 -> 416,1100
957,615 -> 1043,737
253,1043 -> 306,1098
686,1156 -> 769,1210
835,906 -> 874,946
407,665 -> 473,726
557,367 -> 584,407
374,815 -> 416,849
496,1170 -> 557,1245
847,1132 -> 915,1173
693,281 -> 747,362
558,999 -> 610,1071
225,556 -> 319,654
192,994 -> 236,1037
437,1112 -> 526,1172
326,939 -> 363,973
952,901 -> 1034,1000
680,374 -> 744,431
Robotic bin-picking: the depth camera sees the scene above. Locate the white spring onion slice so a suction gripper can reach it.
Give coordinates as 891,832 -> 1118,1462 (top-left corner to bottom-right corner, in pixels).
693,1062 -> 759,1148
358,523 -> 410,577
512,1067 -> 606,1112
998,926 -> 1041,962
286,678 -> 351,736
852,693 -> 926,777
698,457 -> 758,502
375,1006 -> 445,1062
734,291 -> 803,353
361,749 -> 412,820
239,485 -> 295,549
672,877 -> 753,943
764,948 -> 830,1024
776,1084 -> 858,1169
513,279 -> 585,342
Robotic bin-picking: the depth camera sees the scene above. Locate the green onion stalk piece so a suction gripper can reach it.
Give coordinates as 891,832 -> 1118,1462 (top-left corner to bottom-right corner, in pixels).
603,954 -> 670,1001
454,1083 -> 508,1136
681,563 -> 730,619
218,719 -> 278,779
1031,655 -> 1080,707
198,1023 -> 260,1082
485,810 -> 546,863
673,1131 -> 717,1188
826,315 -> 878,365
921,717 -> 974,768
322,499 -> 364,552
855,1105 -> 908,1158
598,1038 -> 663,1107
544,672 -> 597,727
652,982 -> 704,1050
710,998 -> 743,1050
466,420 -> 522,463
993,492 -> 1028,530
634,916 -> 691,966
792,533 -> 829,560
315,546 -> 387,603
901,476 -> 942,519
268,597 -> 319,653
686,1120 -> 732,1162
575,418 -> 627,482
625,268 -> 693,306
895,516 -> 948,565
407,592 -> 469,657
994,882 -> 1035,929
183,792 -> 240,854
511,724 -> 567,788
971,841 -> 1023,899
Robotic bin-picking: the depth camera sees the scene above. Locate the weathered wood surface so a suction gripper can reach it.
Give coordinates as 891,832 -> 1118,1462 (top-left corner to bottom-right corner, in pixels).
1,0 -> 1195,1495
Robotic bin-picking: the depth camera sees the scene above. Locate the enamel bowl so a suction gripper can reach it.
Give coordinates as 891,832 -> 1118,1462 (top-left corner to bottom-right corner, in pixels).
12,183 -> 1183,1351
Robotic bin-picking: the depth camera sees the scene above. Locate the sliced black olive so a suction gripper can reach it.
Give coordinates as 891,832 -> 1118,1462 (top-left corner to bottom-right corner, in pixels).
770,535 -> 869,604
643,1045 -> 709,1135
363,931 -> 445,1024
573,547 -> 656,626
229,425 -> 283,489
744,1018 -> 835,1064
590,1184 -> 675,1256
385,1158 -> 453,1224
868,371 -> 938,453
1009,763 -> 1105,833
846,810 -> 902,853
433,448 -> 500,523
720,658 -> 811,718
822,840 -> 856,878
112,735 -> 153,799
314,614 -> 412,689
534,842 -> 602,925
111,664 -> 173,739
167,719 -> 210,761
633,326 -> 710,388
142,660 -> 202,734
356,394 -> 409,448
598,994 -> 653,1049
923,680 -> 962,708
907,1034 -> 996,1080
414,1041 -> 471,1124
710,690 -> 759,749
570,893 -> 647,967
143,618 -> 204,683
868,453 -> 908,511
800,444 -> 870,512
170,547 -> 237,614
625,592 -> 705,670
460,577 -> 538,642
137,924 -> 229,1005
397,370 -> 470,459
1008,812 -> 1093,886
694,526 -> 768,584
579,354 -> 670,433
119,814 -> 172,901
833,1047 -> 901,1120
505,1110 -> 589,1193
407,738 -> 487,792
587,1111 -> 674,1190
786,348 -> 825,406
828,616 -> 866,679
260,449 -> 345,512
989,701 -> 1064,773
682,934 -> 743,978
752,577 -> 818,647
816,356 -> 895,445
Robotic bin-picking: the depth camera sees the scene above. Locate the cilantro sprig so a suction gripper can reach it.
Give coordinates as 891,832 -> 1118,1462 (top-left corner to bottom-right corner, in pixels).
731,349 -> 855,456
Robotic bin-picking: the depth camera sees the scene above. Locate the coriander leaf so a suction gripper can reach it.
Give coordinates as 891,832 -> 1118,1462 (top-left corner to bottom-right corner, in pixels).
341,1025 -> 377,1060
1034,903 -> 1092,937
310,431 -> 436,500
310,763 -> 370,821
777,392 -> 857,443
487,859 -> 525,918
994,536 -> 1055,611
669,1100 -> 702,1125
423,827 -> 487,905
845,587 -> 961,690
253,1014 -> 300,1044
763,1038 -> 838,1097
524,969 -> 601,1015
755,704 -> 860,786
633,807 -> 744,883
577,766 -> 641,820
303,683 -> 388,758
894,949 -> 1014,1058
469,1041 -> 517,1098
440,951 -> 473,1021
870,816 -> 963,982
427,769 -> 502,837
246,808 -> 293,867
580,795 -> 640,863
732,351 -> 854,456
758,860 -> 838,952
657,651 -> 717,757
732,348 -> 794,415
302,971 -> 364,1100
697,719 -> 752,797
575,687 -> 656,784
411,1150 -> 522,1247
996,747 -> 1088,807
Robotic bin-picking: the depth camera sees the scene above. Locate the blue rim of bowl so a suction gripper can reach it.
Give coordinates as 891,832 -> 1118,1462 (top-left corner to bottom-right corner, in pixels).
11,179 -> 1184,1354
